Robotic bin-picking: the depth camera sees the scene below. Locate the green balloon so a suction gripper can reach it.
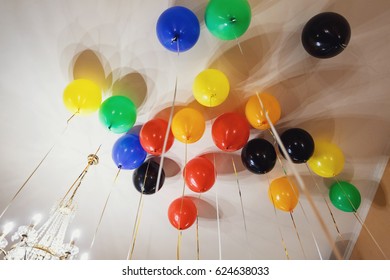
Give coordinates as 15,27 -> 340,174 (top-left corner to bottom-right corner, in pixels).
205,0 -> 251,40
99,95 -> 137,134
329,181 -> 361,212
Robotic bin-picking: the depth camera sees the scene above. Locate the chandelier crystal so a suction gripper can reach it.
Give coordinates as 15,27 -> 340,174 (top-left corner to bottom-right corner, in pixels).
0,153 -> 99,260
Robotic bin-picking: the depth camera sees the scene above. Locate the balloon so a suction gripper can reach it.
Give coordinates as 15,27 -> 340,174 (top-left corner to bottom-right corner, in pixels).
168,197 -> 197,230
241,138 -> 276,174
245,94 -> 281,130
171,108 -> 205,144
302,12 -> 351,59
99,96 -> 137,134
329,181 -> 361,212
307,141 -> 345,178
112,134 -> 146,170
268,176 -> 299,212
63,79 -> 102,115
205,0 -> 251,40
184,157 -> 215,193
279,128 -> 315,163
156,6 -> 200,52
139,118 -> 174,156
133,160 -> 165,195
212,112 -> 250,152
193,69 -> 230,107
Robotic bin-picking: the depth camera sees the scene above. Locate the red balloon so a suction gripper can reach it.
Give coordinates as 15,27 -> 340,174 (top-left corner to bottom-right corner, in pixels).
168,197 -> 197,230
140,118 -> 174,156
212,112 -> 250,152
184,157 -> 215,193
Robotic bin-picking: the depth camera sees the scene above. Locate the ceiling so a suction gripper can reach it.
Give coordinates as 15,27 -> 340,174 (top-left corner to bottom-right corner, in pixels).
0,0 -> 389,260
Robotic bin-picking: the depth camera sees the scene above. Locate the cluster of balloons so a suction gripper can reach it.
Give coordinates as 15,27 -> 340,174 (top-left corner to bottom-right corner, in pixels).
156,4 -> 350,59
278,128 -> 361,213
63,79 -> 138,134
156,0 -> 252,53
63,78 -> 168,196
63,5 -> 355,232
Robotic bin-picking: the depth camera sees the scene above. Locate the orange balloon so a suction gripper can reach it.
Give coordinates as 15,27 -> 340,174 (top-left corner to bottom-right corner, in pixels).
245,93 -> 281,130
171,108 -> 205,144
268,176 -> 299,212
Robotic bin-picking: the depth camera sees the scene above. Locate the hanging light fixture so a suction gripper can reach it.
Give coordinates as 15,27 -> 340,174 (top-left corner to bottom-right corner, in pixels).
0,153 -> 99,260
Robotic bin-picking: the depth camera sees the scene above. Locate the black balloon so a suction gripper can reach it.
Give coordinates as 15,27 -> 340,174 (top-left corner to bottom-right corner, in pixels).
133,160 -> 165,194
279,128 -> 314,164
302,12 -> 351,59
241,138 -> 276,174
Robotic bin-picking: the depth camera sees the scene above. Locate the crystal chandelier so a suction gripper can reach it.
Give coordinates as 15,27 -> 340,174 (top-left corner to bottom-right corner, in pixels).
0,153 -> 98,260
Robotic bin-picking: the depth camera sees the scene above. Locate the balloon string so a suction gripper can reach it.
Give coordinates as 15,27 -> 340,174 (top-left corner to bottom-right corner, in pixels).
289,211 -> 307,259
231,157 -> 247,232
352,212 -> 388,260
209,116 -> 222,259
0,125 -> 69,220
196,214 -> 200,260
66,109 -> 79,124
181,142 -> 188,198
256,91 -> 343,260
231,156 -> 251,259
235,35 -> 244,57
127,193 -> 144,260
176,142 -> 188,260
127,160 -> 151,259
299,202 -> 323,260
213,152 -> 222,260
267,174 -> 290,260
334,178 -> 388,259
155,76 -> 178,194
176,230 -> 183,260
195,192 -> 201,260
89,167 -> 121,250
305,163 -> 343,238
272,151 -> 323,259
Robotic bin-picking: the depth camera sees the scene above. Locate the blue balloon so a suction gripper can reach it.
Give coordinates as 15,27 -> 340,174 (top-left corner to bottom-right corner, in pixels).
112,134 -> 147,170
156,6 -> 200,52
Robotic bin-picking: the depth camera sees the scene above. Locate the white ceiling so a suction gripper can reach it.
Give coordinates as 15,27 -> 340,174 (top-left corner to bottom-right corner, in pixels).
1,0 -> 390,260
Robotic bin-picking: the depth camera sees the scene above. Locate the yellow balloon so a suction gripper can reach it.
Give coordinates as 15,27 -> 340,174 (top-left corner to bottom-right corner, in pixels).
171,108 -> 205,144
268,176 -> 299,212
63,79 -> 102,115
308,141 -> 345,178
192,69 -> 229,107
245,93 -> 281,130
